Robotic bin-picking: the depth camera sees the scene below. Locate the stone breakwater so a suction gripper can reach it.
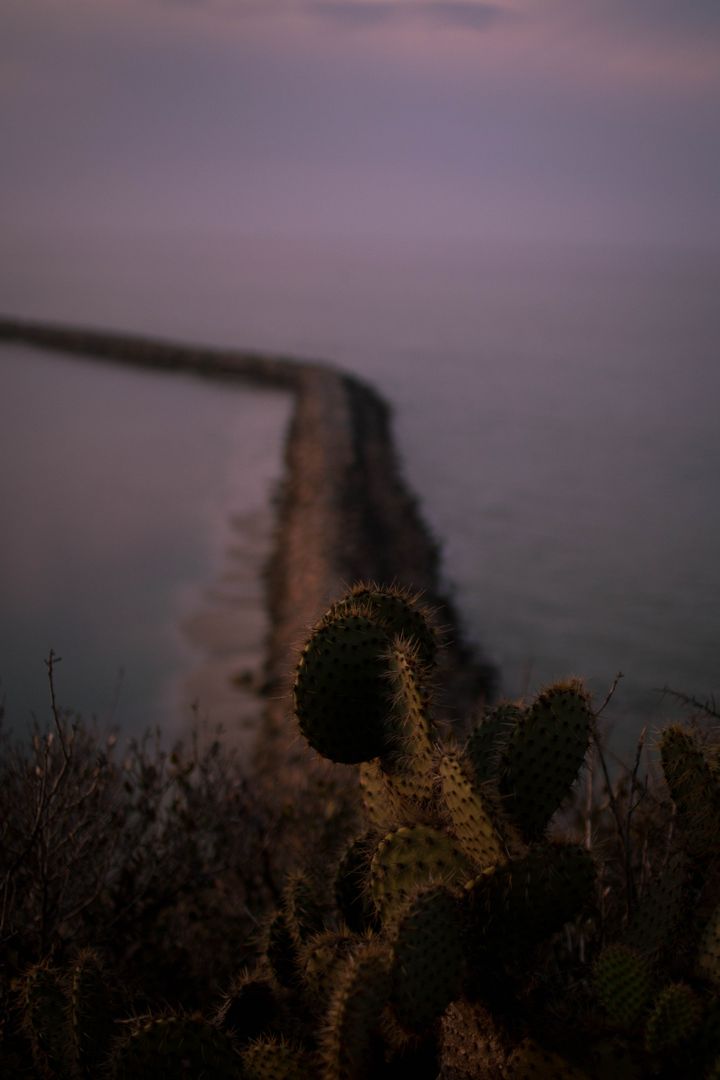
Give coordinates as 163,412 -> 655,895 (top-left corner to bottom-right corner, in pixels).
0,316 -> 492,784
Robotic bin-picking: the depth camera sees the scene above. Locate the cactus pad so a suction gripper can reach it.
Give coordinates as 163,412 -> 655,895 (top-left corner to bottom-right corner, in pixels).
369,825 -> 473,921
466,703 -> 522,786
467,843 -> 595,959
335,833 -> 379,933
17,960 -> 70,1079
644,982 -> 702,1054
439,750 -> 507,871
323,583 -> 439,666
439,999 -> 508,1078
378,639 -> 436,802
108,1013 -> 239,1078
241,1035 -> 315,1079
505,1038 -> 590,1079
300,929 -> 359,1007
67,948 -> 115,1077
359,761 -> 408,832
627,851 -> 687,960
499,680 -> 592,839
593,944 -> 653,1028
282,870 -> 325,942
660,726 -> 720,857
390,885 -> 465,1031
294,612 -> 396,762
320,945 -> 392,1080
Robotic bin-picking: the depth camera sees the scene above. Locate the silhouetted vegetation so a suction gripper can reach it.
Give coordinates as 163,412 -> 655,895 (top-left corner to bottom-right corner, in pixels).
2,590 -> 719,1076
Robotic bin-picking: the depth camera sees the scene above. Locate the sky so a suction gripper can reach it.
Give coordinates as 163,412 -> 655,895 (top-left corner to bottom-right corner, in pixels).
1,0 -> 719,247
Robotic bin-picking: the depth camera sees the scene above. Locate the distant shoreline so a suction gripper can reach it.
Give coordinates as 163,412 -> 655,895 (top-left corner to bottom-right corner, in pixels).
0,316 -> 493,782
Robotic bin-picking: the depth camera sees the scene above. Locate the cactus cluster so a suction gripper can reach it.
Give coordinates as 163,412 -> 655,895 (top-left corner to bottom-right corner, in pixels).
5,582 -> 720,1078
275,583 -> 601,1074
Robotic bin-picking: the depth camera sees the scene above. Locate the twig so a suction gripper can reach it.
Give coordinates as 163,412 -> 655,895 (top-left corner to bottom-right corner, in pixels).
45,651 -> 69,762
656,685 -> 720,720
622,726 -> 647,917
596,671 -> 624,718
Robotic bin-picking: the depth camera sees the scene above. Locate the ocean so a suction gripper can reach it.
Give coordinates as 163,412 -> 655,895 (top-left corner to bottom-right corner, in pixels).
2,231 -> 718,759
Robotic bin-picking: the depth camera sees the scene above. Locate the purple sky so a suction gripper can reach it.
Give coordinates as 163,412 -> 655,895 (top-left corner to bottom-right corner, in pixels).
2,0 -> 719,246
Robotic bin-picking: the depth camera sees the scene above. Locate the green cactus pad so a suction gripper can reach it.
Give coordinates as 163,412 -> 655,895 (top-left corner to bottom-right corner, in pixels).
108,1013 -> 239,1079
335,834 -> 380,933
439,750 -> 507,871
282,870 -> 325,942
359,761 -> 408,832
466,703 -> 522,786
241,1035 -> 315,1079
369,825 -> 474,922
627,851 -> 687,960
294,612 -> 396,763
17,960 -> 71,1079
467,843 -> 595,959
644,982 -> 703,1054
499,680 -> 593,839
439,999 -> 508,1079
593,944 -> 653,1028
390,885 -> 465,1031
378,639 -> 436,802
323,582 -> 439,666
67,948 -> 116,1077
300,928 -> 359,1008
698,902 -> 720,987
660,726 -> 720,857
505,1038 -> 590,1079
320,945 -> 392,1080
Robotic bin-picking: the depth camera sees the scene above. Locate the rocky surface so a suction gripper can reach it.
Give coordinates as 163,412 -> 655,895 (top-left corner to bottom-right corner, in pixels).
0,316 -> 493,789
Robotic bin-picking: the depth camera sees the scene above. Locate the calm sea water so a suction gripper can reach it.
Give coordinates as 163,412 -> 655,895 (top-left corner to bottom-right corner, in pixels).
2,232 -> 718,758
0,343 -> 290,740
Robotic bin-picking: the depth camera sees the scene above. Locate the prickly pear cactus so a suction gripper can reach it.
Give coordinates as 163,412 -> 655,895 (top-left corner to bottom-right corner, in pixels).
322,582 -> 439,666
282,870 -> 325,942
593,943 -> 654,1028
466,843 -> 594,961
389,885 -> 465,1031
67,948 -> 116,1078
320,944 -> 392,1080
294,611 -> 395,763
108,1012 -> 240,1079
358,760 -> 409,832
465,702 -> 520,787
17,960 -> 70,1079
626,850 -> 688,960
498,681 -> 593,840
659,726 -> 720,857
505,1038 -> 590,1079
334,833 -> 380,933
369,825 -> 473,922
644,982 -> 703,1055
299,928 -> 358,1009
439,999 -> 507,1079
378,639 -> 436,802
240,1034 -> 315,1079
438,749 -> 508,870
